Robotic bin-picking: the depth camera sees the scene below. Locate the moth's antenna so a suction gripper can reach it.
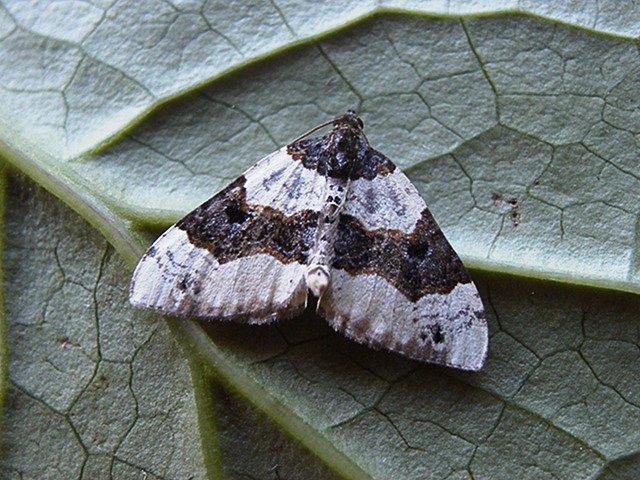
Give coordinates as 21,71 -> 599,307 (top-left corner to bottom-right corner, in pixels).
289,118 -> 335,144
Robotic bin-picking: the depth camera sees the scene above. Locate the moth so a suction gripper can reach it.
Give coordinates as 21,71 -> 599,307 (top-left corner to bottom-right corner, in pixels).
130,111 -> 488,371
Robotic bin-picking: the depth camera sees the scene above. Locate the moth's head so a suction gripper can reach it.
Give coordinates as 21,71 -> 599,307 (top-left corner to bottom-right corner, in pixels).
332,110 -> 364,131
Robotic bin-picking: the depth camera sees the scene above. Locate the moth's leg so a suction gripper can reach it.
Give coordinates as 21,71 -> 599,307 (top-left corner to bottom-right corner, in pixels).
306,177 -> 350,297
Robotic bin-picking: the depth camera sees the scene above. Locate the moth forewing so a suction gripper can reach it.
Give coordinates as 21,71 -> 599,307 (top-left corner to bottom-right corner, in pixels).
129,149 -> 320,323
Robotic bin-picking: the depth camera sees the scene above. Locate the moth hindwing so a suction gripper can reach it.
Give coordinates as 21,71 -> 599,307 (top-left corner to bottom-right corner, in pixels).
129,110 -> 488,371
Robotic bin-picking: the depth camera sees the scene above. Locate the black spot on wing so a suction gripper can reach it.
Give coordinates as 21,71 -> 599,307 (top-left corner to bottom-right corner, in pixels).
332,208 -> 471,301
350,149 -> 396,181
429,324 -> 445,343
177,176 -> 318,265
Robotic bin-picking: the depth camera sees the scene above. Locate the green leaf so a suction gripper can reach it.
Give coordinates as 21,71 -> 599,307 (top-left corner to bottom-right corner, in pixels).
1,1 -> 638,158
209,383 -> 344,480
1,3 -> 640,479
1,175 -> 208,479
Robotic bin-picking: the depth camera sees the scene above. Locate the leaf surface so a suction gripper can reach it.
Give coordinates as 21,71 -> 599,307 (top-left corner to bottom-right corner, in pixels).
0,3 -> 640,480
179,273 -> 640,479
1,175 -> 208,479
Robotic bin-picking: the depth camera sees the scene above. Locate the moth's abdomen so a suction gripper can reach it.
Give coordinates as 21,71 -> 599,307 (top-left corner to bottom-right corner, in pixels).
305,264 -> 330,297
305,176 -> 350,297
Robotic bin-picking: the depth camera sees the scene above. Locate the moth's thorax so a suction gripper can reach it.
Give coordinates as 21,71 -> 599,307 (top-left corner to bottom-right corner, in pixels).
323,127 -> 366,177
287,114 -> 371,180
287,112 -> 395,181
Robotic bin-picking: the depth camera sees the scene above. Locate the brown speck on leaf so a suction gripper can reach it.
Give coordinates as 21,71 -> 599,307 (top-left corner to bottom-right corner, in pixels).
491,192 -> 520,227
509,208 -> 521,227
57,336 -> 80,348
